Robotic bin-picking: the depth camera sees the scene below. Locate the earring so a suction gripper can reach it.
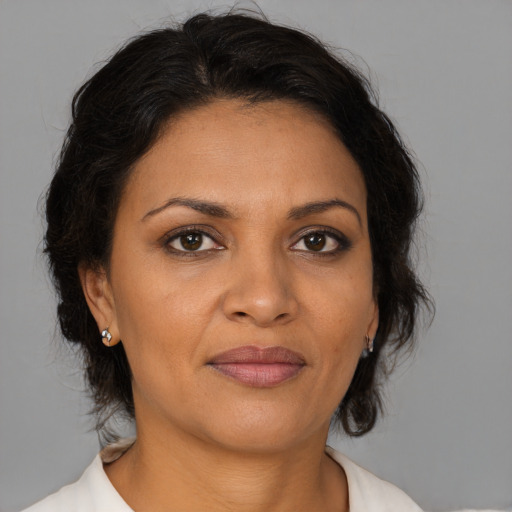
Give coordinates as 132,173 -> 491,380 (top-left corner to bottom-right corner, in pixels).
101,328 -> 112,347
364,334 -> 374,354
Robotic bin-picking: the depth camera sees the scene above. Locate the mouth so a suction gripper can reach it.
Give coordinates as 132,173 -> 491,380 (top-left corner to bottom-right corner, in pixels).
207,345 -> 306,388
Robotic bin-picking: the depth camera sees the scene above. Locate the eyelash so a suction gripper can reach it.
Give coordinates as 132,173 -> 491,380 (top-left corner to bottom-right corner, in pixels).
163,226 -> 223,257
291,228 -> 352,256
162,226 -> 352,257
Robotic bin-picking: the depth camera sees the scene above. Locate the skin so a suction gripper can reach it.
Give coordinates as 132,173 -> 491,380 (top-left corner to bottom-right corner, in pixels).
81,99 -> 379,512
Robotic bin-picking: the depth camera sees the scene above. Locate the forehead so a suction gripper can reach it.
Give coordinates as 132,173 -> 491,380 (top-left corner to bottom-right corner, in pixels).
122,99 -> 367,220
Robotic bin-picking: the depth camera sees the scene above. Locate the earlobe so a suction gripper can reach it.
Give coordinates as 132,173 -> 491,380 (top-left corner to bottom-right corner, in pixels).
78,263 -> 120,346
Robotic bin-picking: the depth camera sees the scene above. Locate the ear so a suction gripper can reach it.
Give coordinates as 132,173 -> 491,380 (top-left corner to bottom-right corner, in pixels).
78,263 -> 120,346
366,299 -> 379,341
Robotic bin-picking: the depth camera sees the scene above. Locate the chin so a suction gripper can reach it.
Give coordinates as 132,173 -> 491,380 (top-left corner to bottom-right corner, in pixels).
197,405 -> 323,455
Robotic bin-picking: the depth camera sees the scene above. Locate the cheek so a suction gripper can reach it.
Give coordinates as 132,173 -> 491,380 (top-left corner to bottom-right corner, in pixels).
299,262 -> 374,381
305,264 -> 374,338
109,249 -> 225,373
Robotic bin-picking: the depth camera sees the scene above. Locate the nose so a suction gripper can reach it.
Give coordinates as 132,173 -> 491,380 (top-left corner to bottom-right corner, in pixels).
221,250 -> 299,328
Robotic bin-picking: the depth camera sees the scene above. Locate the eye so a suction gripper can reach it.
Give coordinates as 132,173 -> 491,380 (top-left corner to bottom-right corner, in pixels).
290,230 -> 350,254
166,230 -> 222,253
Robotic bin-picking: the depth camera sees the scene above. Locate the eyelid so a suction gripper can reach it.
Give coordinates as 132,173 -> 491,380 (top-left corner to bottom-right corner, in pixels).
162,225 -> 225,253
160,224 -> 351,256
290,226 -> 352,253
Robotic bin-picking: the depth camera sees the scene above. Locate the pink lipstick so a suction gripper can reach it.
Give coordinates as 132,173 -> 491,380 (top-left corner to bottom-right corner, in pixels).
208,346 -> 305,387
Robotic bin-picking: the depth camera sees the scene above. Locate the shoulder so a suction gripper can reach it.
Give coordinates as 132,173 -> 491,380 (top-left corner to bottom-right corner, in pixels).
21,455 -> 101,512
326,446 -> 423,512
22,478 -> 89,512
21,450 -> 133,512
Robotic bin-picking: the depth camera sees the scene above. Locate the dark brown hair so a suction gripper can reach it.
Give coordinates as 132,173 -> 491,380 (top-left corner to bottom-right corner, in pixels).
44,11 -> 432,437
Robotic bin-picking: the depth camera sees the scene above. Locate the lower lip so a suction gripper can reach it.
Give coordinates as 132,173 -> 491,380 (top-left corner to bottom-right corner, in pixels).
209,363 -> 304,387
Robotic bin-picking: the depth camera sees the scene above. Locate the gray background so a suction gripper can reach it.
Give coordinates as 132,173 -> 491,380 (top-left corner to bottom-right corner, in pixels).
1,1 -> 511,511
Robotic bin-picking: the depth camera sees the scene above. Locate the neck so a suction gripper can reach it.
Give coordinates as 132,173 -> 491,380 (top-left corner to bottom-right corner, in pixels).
104,419 -> 348,512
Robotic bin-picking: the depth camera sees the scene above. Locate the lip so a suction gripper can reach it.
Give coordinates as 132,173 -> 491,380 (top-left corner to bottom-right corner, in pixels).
208,345 -> 306,388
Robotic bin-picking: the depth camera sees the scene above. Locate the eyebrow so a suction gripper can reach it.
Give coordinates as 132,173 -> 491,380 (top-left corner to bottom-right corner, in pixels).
142,197 -> 234,221
287,199 -> 362,226
142,197 -> 361,225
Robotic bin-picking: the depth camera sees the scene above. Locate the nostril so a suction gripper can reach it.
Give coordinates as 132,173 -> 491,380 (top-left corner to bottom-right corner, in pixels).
234,312 -> 248,317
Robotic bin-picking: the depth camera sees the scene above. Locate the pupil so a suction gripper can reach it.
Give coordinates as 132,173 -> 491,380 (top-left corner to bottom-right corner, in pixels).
305,233 -> 326,251
181,233 -> 202,251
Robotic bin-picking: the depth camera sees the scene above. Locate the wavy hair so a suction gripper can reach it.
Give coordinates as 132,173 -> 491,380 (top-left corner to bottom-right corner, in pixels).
44,11 -> 433,437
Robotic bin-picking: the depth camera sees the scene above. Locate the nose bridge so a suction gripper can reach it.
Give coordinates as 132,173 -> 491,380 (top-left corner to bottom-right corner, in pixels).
222,237 -> 297,326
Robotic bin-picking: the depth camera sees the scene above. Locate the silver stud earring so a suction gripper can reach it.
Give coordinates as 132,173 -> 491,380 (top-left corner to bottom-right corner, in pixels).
101,328 -> 112,347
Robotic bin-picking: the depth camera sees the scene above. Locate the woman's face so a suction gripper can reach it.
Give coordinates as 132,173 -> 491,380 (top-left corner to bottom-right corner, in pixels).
86,99 -> 378,452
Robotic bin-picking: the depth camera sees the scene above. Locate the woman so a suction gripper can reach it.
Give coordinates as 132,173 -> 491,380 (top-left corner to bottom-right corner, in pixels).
25,11 -> 431,512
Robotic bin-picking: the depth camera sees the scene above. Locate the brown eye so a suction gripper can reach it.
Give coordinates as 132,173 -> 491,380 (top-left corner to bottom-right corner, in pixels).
290,229 -> 349,254
167,231 -> 219,252
180,233 -> 203,251
304,233 -> 326,251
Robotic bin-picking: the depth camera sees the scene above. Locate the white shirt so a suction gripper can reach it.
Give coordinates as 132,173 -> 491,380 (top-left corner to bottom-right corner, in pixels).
23,438 -> 423,511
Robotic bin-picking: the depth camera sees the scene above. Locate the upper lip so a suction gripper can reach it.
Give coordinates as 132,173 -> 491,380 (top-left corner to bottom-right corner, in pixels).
208,345 -> 306,365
